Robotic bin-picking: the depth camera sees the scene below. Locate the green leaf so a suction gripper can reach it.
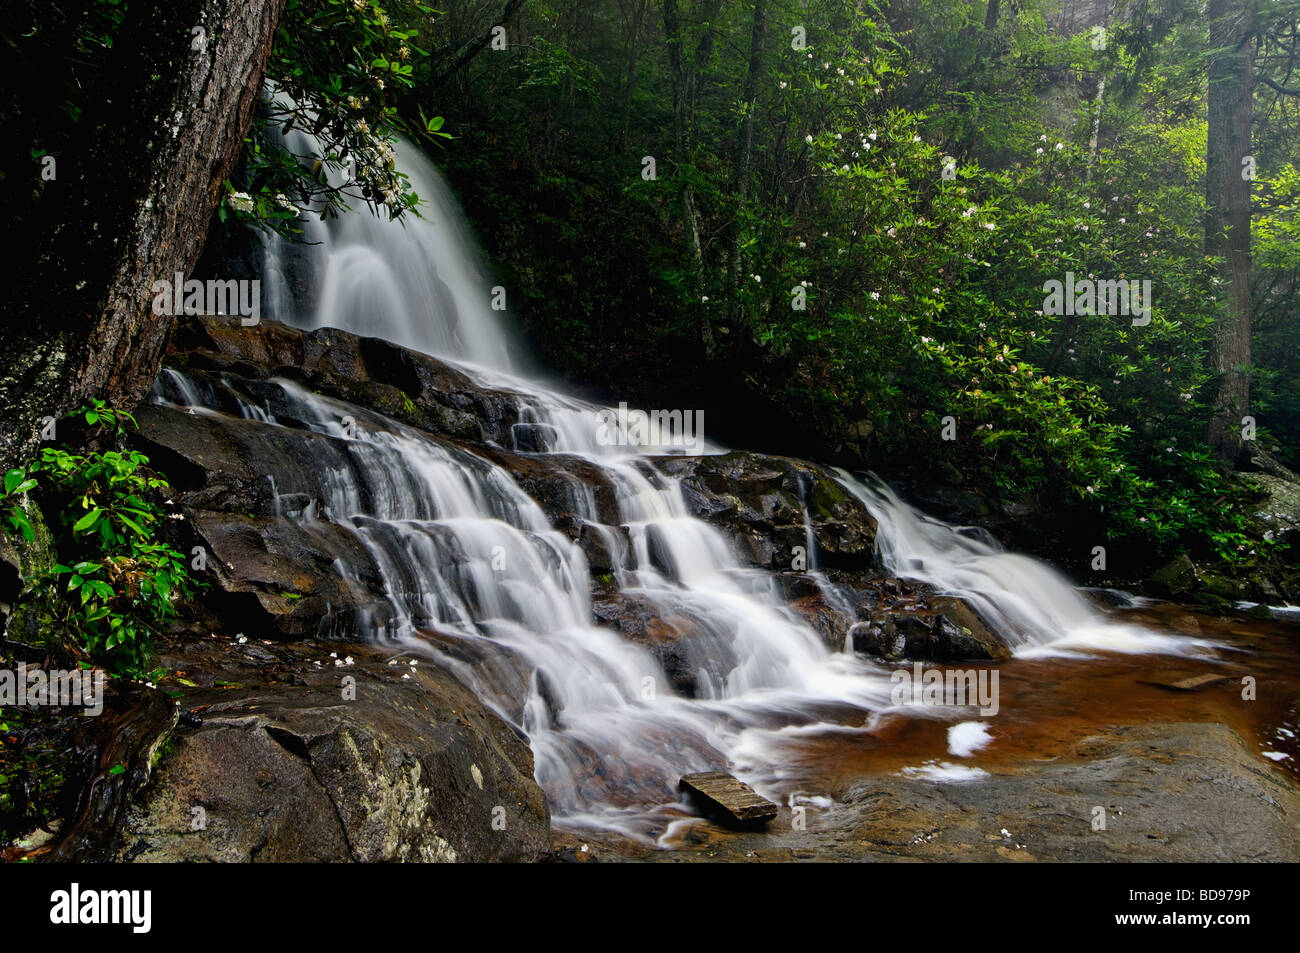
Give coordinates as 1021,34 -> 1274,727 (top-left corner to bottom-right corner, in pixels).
8,510 -> 34,543
73,508 -> 103,533
117,512 -> 145,536
108,764 -> 126,776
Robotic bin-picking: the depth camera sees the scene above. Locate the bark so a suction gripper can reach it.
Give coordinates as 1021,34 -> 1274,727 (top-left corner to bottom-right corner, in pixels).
1,0 -> 285,475
1086,76 -> 1106,178
1204,0 -> 1256,465
984,0 -> 1001,31
724,0 -> 768,345
663,0 -> 710,352
621,0 -> 650,152
427,0 -> 527,92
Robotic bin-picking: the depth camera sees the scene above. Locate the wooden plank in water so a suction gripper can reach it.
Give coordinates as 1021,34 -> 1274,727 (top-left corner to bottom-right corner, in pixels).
1141,673 -> 1233,693
679,771 -> 779,825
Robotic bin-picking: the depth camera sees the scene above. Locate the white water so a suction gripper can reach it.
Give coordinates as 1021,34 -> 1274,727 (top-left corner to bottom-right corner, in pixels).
263,127 -> 516,371
170,132 -> 1216,840
839,474 -> 1219,660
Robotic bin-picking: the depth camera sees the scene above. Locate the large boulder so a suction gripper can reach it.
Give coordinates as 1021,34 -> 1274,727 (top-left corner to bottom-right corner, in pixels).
113,636 -> 551,863
1145,554 -> 1200,599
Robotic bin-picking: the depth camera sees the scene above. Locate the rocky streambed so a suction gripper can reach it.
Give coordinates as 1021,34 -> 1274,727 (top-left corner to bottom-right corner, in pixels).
6,316 -> 1300,862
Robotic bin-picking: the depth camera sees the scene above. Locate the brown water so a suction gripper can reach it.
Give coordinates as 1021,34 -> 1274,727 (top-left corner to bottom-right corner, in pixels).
757,604 -> 1300,802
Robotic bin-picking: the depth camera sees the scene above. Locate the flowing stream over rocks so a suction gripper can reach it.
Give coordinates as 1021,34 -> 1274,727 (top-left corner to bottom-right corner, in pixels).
138,138 -> 1272,848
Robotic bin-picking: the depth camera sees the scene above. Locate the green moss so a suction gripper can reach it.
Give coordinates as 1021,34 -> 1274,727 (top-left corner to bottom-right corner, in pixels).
809,474 -> 850,519
150,733 -> 176,769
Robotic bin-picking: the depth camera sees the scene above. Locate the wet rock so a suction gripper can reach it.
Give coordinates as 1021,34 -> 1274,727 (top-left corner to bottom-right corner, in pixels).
40,684 -> 180,862
593,723 -> 1300,863
776,577 -> 854,652
660,452 -> 877,571
1240,453 -> 1300,558
1080,587 -> 1137,609
850,596 -> 1011,662
168,316 -> 509,444
1146,554 -> 1200,598
591,590 -> 713,697
477,446 -> 621,526
112,638 -> 551,863
183,510 -> 392,639
575,523 -> 622,576
512,422 -> 559,453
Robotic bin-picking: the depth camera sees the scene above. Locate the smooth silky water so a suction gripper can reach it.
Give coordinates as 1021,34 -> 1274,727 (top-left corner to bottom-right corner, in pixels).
153,133 -> 1277,845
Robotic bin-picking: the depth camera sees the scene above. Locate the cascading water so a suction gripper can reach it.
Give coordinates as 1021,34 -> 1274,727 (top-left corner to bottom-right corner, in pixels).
840,474 -> 1219,659
262,125 -> 516,371
161,132 -> 1215,841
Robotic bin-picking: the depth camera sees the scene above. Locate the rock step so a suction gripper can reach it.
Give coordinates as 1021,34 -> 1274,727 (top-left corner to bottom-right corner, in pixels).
679,771 -> 779,826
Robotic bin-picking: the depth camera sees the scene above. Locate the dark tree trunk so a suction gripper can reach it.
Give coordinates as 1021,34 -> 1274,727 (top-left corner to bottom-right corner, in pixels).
1204,0 -> 1256,465
621,0 -> 650,152
724,0 -> 768,346
662,0 -> 709,352
0,0 -> 285,473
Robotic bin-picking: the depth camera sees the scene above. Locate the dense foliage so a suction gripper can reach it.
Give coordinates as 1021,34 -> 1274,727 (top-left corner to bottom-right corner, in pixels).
4,0 -> 1297,580
234,0 -> 452,234
409,0 -> 1298,575
3,403 -> 195,681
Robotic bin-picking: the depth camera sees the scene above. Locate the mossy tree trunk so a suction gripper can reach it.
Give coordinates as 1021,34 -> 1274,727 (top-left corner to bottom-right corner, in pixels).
1203,0 -> 1256,465
0,0 -> 285,474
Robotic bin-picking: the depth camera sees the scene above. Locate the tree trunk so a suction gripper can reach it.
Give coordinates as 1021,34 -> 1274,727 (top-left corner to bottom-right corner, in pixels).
1086,76 -> 1106,179
663,0 -> 710,353
724,0 -> 768,346
1204,0 -> 1256,465
0,0 -> 285,474
621,0 -> 649,152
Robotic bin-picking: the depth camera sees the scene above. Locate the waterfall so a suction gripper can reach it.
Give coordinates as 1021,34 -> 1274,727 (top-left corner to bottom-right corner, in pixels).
261,126 -> 516,371
164,133 -> 1215,841
839,474 -> 1217,659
